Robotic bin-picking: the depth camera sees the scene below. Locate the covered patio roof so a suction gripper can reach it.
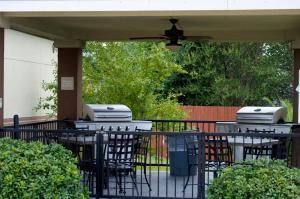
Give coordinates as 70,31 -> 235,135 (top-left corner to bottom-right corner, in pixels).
1,0 -> 300,42
5,15 -> 300,42
1,0 -> 300,125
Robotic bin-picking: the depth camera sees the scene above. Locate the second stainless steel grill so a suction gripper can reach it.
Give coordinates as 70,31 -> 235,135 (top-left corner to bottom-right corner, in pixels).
236,106 -> 287,124
217,106 -> 298,134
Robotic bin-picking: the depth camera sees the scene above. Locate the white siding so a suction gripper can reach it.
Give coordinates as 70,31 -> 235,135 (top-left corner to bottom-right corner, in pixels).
4,29 -> 56,119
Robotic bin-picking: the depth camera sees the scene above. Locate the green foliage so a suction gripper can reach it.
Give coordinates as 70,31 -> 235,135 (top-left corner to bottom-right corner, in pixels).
34,63 -> 57,117
207,159 -> 300,199
281,99 -> 293,122
263,97 -> 293,122
164,42 -> 293,106
0,138 -> 88,199
83,42 -> 186,120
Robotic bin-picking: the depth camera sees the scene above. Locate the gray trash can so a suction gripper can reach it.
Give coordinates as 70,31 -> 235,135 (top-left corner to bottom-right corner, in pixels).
168,135 -> 197,176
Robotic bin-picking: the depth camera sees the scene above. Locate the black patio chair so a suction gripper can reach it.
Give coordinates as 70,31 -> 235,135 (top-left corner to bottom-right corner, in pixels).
205,135 -> 233,177
134,133 -> 152,191
78,160 -> 97,192
104,133 -> 139,195
243,129 -> 275,160
183,134 -> 198,192
183,134 -> 232,192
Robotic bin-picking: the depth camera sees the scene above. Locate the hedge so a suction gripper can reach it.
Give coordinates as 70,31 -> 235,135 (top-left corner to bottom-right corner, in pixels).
0,138 -> 88,199
207,159 -> 300,199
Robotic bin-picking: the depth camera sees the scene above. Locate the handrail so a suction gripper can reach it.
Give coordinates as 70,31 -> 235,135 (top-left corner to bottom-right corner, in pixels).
149,119 -> 234,123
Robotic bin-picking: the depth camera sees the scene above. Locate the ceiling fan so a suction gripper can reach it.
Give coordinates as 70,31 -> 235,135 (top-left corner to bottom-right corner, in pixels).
130,19 -> 212,50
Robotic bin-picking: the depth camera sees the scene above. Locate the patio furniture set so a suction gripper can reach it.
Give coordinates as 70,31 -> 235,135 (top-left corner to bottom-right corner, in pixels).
57,127 -> 285,196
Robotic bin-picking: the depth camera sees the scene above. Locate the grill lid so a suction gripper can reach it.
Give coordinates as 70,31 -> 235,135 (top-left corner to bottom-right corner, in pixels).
85,104 -> 132,122
86,104 -> 131,112
236,106 -> 287,124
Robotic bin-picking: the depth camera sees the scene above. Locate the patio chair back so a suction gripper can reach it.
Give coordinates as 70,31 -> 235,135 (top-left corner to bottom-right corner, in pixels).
205,135 -> 232,164
104,133 -> 139,195
105,133 -> 135,166
184,135 -> 198,165
243,129 -> 285,160
134,133 -> 152,190
183,134 -> 232,166
134,134 -> 150,162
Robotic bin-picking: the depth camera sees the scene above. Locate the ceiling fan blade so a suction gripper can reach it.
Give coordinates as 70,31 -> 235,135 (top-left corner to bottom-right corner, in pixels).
184,36 -> 212,41
130,36 -> 168,41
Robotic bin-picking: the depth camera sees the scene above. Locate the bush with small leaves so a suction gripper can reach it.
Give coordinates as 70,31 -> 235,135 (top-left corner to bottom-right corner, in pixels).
208,159 -> 300,199
0,138 -> 88,199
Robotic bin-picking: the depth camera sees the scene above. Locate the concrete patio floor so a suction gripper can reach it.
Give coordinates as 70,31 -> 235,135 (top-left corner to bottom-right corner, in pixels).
101,171 -> 214,198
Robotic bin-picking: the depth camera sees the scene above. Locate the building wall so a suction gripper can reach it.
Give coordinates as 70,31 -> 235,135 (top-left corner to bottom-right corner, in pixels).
4,29 -> 56,124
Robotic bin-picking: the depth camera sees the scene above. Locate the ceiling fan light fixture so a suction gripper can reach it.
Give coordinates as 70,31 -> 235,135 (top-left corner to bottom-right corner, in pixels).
129,19 -> 212,45
166,42 -> 182,51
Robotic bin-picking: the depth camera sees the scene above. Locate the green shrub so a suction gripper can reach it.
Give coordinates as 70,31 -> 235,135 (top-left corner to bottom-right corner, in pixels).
208,159 -> 300,199
0,138 -> 88,199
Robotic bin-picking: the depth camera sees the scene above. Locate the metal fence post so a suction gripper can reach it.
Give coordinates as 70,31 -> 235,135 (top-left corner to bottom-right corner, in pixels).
197,133 -> 206,199
96,132 -> 104,198
13,114 -> 20,139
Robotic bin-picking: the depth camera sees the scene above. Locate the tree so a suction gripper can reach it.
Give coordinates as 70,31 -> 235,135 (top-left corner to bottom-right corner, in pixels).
163,42 -> 293,106
82,41 -> 186,120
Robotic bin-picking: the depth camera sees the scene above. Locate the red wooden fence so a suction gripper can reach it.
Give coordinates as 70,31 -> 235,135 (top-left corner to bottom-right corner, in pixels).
181,105 -> 241,121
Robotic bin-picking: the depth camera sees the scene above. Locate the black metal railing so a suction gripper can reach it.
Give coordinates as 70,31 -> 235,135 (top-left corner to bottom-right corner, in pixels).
6,118 -> 226,132
151,119 -> 232,132
5,119 -> 73,130
97,131 -> 300,199
1,118 -> 300,199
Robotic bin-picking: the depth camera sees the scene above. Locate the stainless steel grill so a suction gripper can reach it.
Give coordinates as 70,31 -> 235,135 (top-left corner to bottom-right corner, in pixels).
76,104 -> 152,131
85,104 -> 132,122
236,106 -> 287,124
217,106 -> 298,134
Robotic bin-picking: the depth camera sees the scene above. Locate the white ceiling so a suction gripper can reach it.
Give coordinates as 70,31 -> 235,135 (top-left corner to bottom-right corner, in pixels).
1,0 -> 300,43
7,14 -> 300,42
